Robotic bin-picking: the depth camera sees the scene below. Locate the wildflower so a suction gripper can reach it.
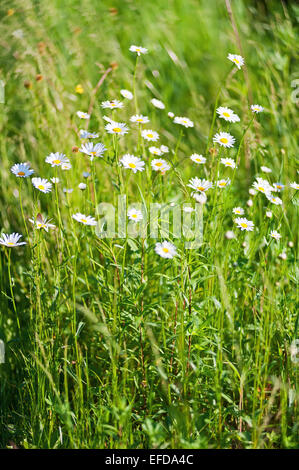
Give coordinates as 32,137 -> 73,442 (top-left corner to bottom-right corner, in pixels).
75,84 -> 84,94
120,154 -> 145,173
168,112 -> 174,118
192,192 -> 207,204
188,177 -> 213,193
251,104 -> 264,113
290,182 -> 299,190
51,177 -> 60,184
128,208 -> 143,222
234,217 -> 254,231
78,183 -> 87,190
174,116 -> 194,128
103,115 -> 113,123
79,142 -> 106,160
253,178 -> 273,195
233,207 -> 244,215
216,107 -> 240,123
11,163 -> 34,178
61,162 -> 72,171
79,130 -> 99,139
0,233 -> 26,247
247,199 -> 253,207
288,241 -> 294,248
261,166 -> 272,173
63,188 -> 73,194
221,158 -> 237,169
149,146 -> 162,156
32,177 -> 52,194
190,154 -> 206,166
217,178 -> 231,188
105,122 -> 129,135
77,111 -> 90,119
266,194 -> 282,205
213,131 -> 235,148
249,188 -> 257,196
273,183 -> 285,192
129,45 -> 148,56
183,206 -> 194,213
227,53 -> 245,69
151,159 -> 170,172
279,252 -> 287,260
160,145 -> 169,154
83,172 -> 90,178
101,99 -> 123,109
151,98 -> 165,109
155,241 -> 177,259
45,152 -> 70,167
72,213 -> 96,226
270,230 -> 281,241
130,114 -> 150,124
29,214 -> 55,232
120,89 -> 133,100
266,211 -> 272,218
141,129 -> 159,141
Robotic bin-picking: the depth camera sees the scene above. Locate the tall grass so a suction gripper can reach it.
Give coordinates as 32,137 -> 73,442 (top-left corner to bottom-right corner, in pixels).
0,0 -> 298,449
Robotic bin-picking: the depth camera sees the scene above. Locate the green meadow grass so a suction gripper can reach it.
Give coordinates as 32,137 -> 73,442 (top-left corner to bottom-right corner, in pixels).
0,0 -> 298,449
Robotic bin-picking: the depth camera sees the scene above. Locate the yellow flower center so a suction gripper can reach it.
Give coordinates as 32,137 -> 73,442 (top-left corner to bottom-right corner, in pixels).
223,112 -> 230,117
219,182 -> 226,186
132,214 -> 137,218
7,242 -> 15,246
162,247 -> 169,253
147,134 -> 153,138
197,186 -> 205,191
241,223 -> 247,228
136,119 -> 143,122
220,138 -> 228,144
81,219 -> 87,223
90,151 -> 97,155
38,185 -> 45,190
53,160 -> 61,164
113,127 -> 122,133
234,59 -> 239,64
18,171 -> 25,176
129,163 -> 136,168
155,162 -> 163,167
258,186 -> 264,192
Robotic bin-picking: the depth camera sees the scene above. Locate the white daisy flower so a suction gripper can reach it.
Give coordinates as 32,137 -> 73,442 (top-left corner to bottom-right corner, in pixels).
151,159 -> 171,172
120,154 -> 145,173
29,214 -> 55,232
253,178 -> 273,195
279,252 -> 287,260
217,178 -> 231,188
247,199 -> 253,207
160,145 -> 169,154
216,107 -> 240,123
173,116 -> 194,128
120,89 -> 133,100
0,232 -> 26,247
234,217 -> 254,231
79,142 -> 106,160
141,129 -> 159,141
50,177 -> 60,184
266,211 -> 273,218
273,183 -> 285,192
270,230 -> 281,241
266,194 -> 282,205
72,213 -> 97,226
221,158 -> 237,169
233,207 -> 244,215
251,104 -> 264,113
32,177 -> 52,194
45,152 -> 70,167
227,53 -> 245,69
79,130 -> 99,139
261,166 -> 272,173
190,154 -> 206,164
168,112 -> 174,118
129,45 -> 148,56
155,241 -> 177,259
149,146 -> 162,156
63,188 -> 73,194
188,177 -> 213,193
192,192 -> 207,204
127,208 -> 143,222
105,122 -> 129,135
11,163 -> 34,178
225,231 -> 235,240
151,98 -> 165,109
61,162 -> 72,171
290,182 -> 299,190
213,131 -> 235,148
77,111 -> 90,119
101,99 -> 123,109
78,183 -> 87,190
130,114 -> 150,124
